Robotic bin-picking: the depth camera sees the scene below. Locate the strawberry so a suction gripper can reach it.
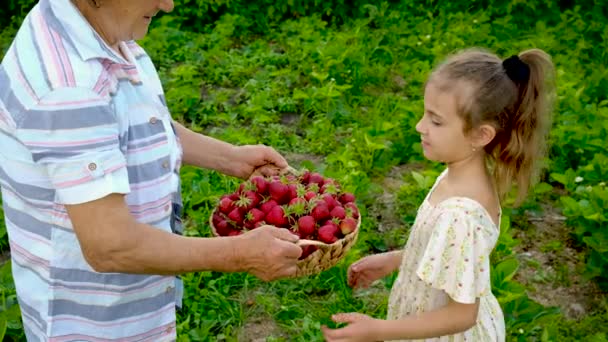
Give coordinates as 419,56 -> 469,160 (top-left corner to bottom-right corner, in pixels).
265,205 -> 288,227
288,184 -> 298,200
228,230 -> 242,236
330,206 -> 346,220
289,197 -> 306,206
260,199 -> 278,214
309,172 -> 324,185
246,208 -> 265,225
299,245 -> 317,260
229,193 -> 239,201
344,202 -> 359,219
297,215 -> 316,237
233,191 -> 259,213
228,208 -> 244,225
306,183 -> 320,194
219,197 -> 234,214
340,217 -> 357,235
301,171 -> 312,184
269,180 -> 289,204
339,192 -> 356,204
321,219 -> 339,230
215,218 -> 231,236
320,182 -> 339,195
250,176 -> 269,194
304,191 -> 317,201
322,194 -> 339,210
318,225 -> 338,244
311,202 -> 331,222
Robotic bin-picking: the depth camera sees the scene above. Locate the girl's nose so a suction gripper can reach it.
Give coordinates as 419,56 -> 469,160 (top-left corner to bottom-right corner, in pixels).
415,117 -> 424,134
159,0 -> 174,13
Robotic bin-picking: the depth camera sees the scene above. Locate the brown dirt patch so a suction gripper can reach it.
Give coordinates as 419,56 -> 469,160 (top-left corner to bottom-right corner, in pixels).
237,315 -> 284,342
513,202 -> 605,319
367,163 -> 426,233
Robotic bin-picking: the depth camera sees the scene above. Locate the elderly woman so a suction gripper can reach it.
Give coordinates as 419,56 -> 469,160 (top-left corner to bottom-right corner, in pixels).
0,0 -> 302,340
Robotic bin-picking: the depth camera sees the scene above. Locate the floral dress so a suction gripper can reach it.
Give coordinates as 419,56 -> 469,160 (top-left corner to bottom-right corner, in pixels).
387,170 -> 506,341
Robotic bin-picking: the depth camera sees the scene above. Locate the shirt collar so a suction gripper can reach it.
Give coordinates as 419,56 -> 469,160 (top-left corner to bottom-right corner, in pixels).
40,0 -> 129,65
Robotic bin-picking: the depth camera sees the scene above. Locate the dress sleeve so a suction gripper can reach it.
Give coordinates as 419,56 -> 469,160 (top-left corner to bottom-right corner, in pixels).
415,201 -> 494,304
16,87 -> 129,205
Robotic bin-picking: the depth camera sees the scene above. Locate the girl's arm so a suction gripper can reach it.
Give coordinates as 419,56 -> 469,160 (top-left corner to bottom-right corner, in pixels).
324,297 -> 479,341
375,297 -> 479,340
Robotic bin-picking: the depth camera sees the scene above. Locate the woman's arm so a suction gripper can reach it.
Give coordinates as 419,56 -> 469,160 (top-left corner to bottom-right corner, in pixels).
172,121 -> 238,172
172,121 -> 288,179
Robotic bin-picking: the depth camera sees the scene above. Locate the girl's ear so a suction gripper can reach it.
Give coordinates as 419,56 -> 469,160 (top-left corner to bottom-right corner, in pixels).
472,124 -> 496,149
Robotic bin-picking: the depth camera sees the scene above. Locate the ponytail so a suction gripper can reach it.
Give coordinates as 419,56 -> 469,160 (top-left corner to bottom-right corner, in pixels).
493,49 -> 555,204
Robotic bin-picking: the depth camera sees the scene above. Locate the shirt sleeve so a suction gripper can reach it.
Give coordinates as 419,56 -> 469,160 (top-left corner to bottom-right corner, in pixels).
415,201 -> 494,304
16,87 -> 129,205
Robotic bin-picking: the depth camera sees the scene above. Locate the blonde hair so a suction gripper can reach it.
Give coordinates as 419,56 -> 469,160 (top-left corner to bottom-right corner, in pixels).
428,48 -> 556,205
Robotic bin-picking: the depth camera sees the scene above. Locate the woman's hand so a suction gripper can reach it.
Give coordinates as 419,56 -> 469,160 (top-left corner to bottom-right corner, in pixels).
348,251 -> 402,289
322,313 -> 382,342
234,225 -> 302,281
225,144 -> 289,179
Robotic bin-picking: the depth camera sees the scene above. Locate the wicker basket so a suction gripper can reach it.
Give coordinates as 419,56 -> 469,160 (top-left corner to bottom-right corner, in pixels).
209,212 -> 360,277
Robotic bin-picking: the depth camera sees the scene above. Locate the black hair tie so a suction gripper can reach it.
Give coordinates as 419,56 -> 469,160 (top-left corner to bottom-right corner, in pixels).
502,55 -> 530,85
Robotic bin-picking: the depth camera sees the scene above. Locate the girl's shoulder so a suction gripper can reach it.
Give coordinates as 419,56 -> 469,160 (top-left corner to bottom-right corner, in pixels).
431,196 -> 500,231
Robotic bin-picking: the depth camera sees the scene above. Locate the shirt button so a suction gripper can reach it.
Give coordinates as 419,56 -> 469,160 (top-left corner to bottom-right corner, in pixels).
162,161 -> 170,169
165,286 -> 174,294
149,116 -> 158,124
165,204 -> 171,212
88,163 -> 97,171
166,325 -> 173,333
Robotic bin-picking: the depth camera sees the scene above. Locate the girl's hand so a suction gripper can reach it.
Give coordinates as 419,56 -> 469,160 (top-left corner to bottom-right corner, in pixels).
348,252 -> 401,289
322,313 -> 381,342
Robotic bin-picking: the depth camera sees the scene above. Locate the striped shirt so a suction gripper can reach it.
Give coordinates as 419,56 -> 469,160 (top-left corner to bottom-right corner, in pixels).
0,0 -> 184,340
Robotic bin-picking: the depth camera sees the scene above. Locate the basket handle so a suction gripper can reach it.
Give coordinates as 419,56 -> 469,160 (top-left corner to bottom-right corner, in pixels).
297,239 -> 333,248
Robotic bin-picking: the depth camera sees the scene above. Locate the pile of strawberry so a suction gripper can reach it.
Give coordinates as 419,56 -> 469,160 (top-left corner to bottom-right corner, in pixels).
211,170 -> 359,259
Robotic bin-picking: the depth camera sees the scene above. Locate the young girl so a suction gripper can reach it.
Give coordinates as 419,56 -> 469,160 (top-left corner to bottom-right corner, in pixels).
322,48 -> 555,342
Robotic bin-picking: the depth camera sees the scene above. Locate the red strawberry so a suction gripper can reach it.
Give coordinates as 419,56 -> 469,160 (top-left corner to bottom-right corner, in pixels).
228,230 -> 242,236
339,192 -> 356,204
250,176 -> 269,194
246,208 -> 265,224
318,225 -> 338,243
229,193 -> 239,201
344,202 -> 359,219
299,245 -> 317,259
289,197 -> 306,206
304,191 -> 317,201
330,206 -> 346,220
301,171 -> 312,184
288,184 -> 298,200
260,199 -> 278,214
340,217 -> 357,235
212,212 -> 223,225
269,180 -> 289,204
309,172 -> 324,185
266,206 -> 288,227
311,203 -> 331,222
297,215 -> 316,237
228,207 -> 244,225
320,181 -> 339,195
321,219 -> 339,230
219,197 -> 233,214
322,194 -> 339,210
215,219 -> 231,236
